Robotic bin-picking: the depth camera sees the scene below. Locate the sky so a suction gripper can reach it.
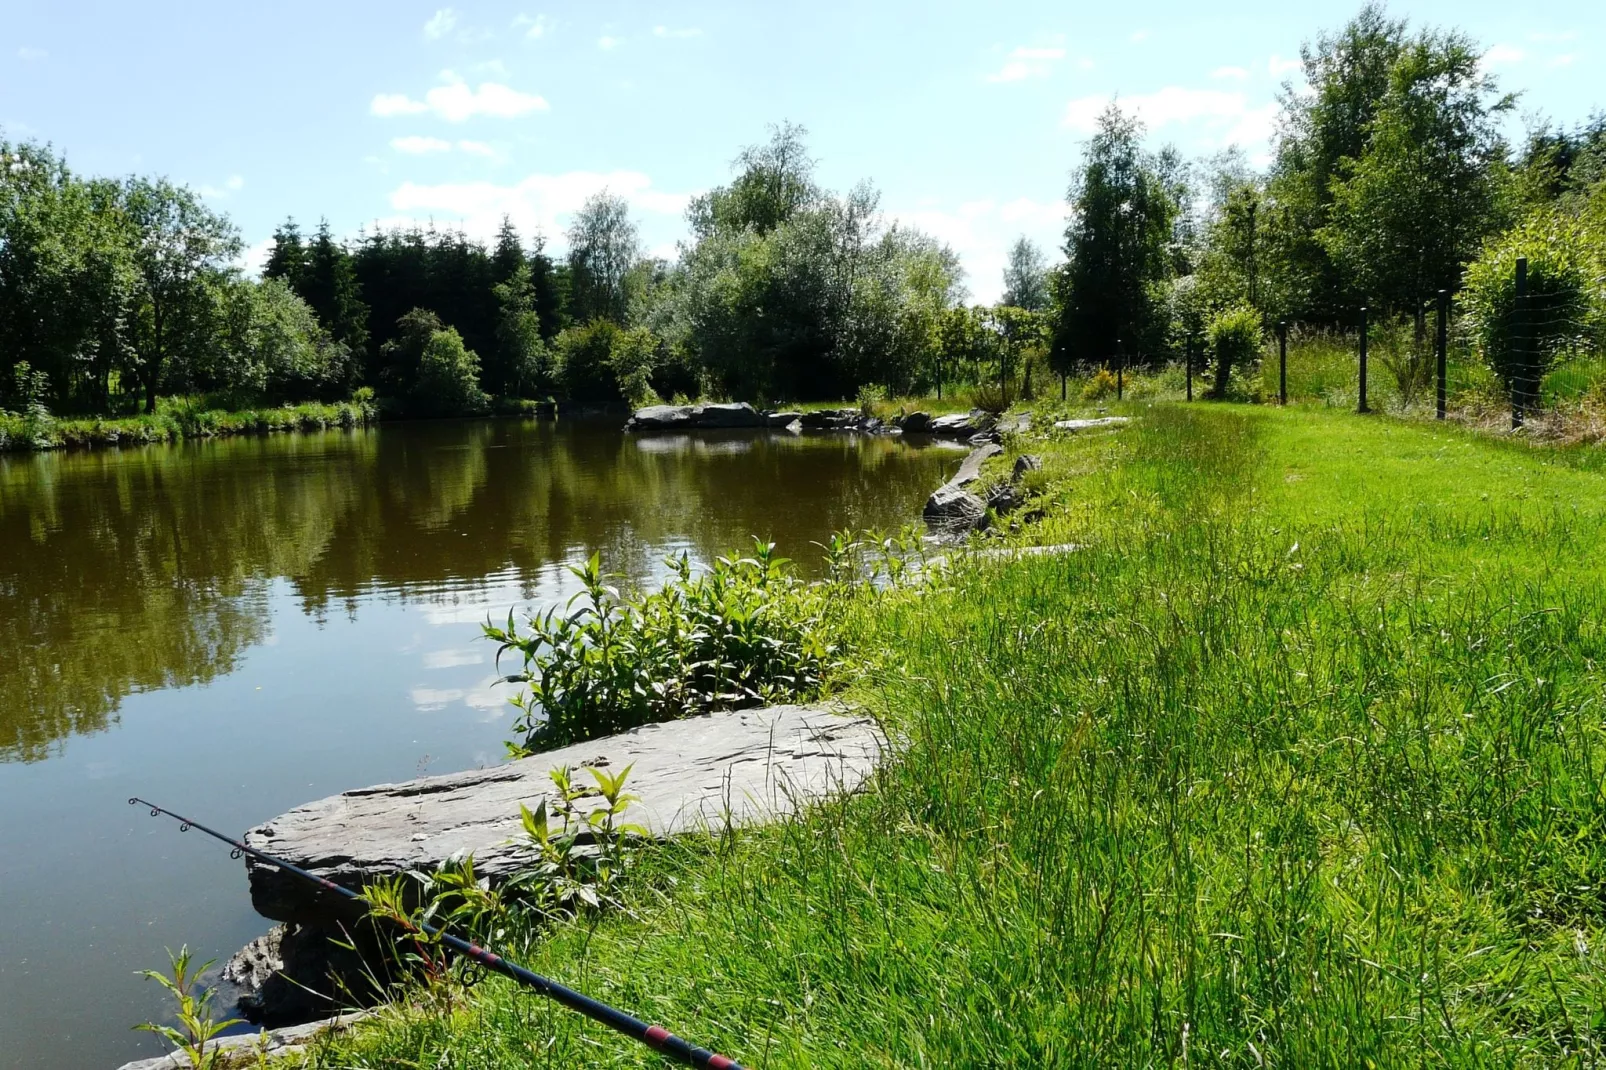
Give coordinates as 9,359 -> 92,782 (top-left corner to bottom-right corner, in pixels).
2,1 -> 1601,302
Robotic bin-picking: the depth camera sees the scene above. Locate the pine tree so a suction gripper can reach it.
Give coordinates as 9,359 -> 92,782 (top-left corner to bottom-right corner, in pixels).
301,220 -> 369,359
263,219 -> 307,287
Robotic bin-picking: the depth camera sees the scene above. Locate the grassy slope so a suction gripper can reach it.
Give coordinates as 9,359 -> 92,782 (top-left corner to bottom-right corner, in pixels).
0,397 -> 379,452
300,403 -> 1606,1068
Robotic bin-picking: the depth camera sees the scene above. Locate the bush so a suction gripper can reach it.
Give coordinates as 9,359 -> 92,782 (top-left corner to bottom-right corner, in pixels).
1206,306 -> 1263,399
554,320 -> 662,406
1463,207 -> 1603,402
1081,368 -> 1119,400
415,327 -> 490,416
486,543 -> 836,753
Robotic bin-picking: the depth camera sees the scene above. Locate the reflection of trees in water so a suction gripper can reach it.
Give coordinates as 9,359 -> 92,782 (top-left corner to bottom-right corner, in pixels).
0,423 -> 951,761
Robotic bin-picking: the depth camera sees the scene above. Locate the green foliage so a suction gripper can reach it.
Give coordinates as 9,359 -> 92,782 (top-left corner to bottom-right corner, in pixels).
553,319 -> 661,406
134,945 -> 243,1069
486,543 -> 836,752
1319,28 -> 1513,318
514,764 -> 646,913
1463,206 -> 1604,396
416,326 -> 491,416
490,261 -> 554,397
1205,305 -> 1263,398
1000,236 -> 1050,312
567,191 -> 641,324
1051,103 -> 1179,375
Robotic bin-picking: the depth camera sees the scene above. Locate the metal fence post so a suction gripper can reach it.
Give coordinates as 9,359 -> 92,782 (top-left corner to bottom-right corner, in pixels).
1358,306 -> 1369,414
1278,321 -> 1288,405
1115,337 -> 1123,401
1513,257 -> 1528,429
1185,339 -> 1193,402
1435,290 -> 1448,420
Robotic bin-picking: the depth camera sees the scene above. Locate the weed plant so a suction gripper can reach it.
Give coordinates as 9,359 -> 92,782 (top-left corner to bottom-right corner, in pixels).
308,402 -> 1606,1067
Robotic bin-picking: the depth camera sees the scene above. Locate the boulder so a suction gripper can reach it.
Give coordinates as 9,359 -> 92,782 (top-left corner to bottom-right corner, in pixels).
113,1012 -> 372,1070
624,403 -> 767,431
1052,416 -> 1130,433
929,409 -> 997,437
625,404 -> 698,431
767,410 -> 803,430
923,484 -> 988,533
898,411 -> 933,433
996,412 -> 1032,435
798,408 -> 861,430
243,703 -> 880,925
695,402 -> 766,428
1011,454 -> 1043,481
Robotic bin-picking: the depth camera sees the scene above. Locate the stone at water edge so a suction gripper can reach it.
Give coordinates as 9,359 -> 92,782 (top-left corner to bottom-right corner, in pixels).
923,483 -> 988,532
898,411 -> 933,433
928,409 -> 996,437
767,410 -> 803,430
242,703 -> 881,925
694,401 -> 766,427
949,441 -> 1003,488
625,403 -> 698,431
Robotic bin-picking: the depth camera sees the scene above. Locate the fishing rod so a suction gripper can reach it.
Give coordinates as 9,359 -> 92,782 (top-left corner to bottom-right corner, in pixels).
128,797 -> 745,1070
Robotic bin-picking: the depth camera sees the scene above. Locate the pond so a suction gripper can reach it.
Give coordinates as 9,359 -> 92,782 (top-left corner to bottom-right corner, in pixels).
0,417 -> 960,1070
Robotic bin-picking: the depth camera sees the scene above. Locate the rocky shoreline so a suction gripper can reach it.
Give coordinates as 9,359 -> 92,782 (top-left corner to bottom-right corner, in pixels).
624,400 -> 1003,439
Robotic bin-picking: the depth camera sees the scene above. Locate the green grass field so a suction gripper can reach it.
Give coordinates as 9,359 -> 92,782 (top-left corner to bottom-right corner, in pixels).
294,402 -> 1606,1068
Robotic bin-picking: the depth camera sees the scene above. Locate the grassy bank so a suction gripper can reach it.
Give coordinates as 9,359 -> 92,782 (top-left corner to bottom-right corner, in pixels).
0,395 -> 381,453
272,402 -> 1606,1067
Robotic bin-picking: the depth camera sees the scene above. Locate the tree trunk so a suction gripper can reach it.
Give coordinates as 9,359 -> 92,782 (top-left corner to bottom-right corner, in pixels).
1213,348 -> 1232,400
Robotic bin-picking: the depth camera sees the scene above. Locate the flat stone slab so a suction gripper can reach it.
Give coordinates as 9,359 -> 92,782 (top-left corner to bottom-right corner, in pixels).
1053,416 -> 1130,432
949,442 -> 1003,487
244,704 -> 879,923
113,1012 -> 371,1070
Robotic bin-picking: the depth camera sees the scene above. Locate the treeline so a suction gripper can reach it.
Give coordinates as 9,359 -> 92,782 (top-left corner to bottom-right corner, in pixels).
4,3 -> 1604,421
1049,4 -> 1606,400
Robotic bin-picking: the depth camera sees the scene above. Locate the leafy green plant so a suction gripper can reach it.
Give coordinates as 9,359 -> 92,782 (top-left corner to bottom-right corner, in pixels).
1206,305 -> 1263,399
513,763 -> 647,913
134,946 -> 242,1070
487,542 -> 837,753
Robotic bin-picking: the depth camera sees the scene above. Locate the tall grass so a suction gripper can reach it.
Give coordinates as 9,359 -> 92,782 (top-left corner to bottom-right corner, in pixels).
0,393 -> 379,453
302,404 -> 1606,1067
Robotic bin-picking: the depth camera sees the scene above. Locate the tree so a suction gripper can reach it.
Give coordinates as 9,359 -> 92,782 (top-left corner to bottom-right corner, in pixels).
1265,3 -> 1408,320
120,178 -> 241,412
263,218 -> 307,286
567,191 -> 641,324
218,277 -> 351,399
1320,30 -> 1513,335
491,262 -> 552,396
295,221 -> 369,357
688,121 -> 819,238
1001,237 -> 1050,311
415,325 -> 489,415
1050,103 -> 1178,380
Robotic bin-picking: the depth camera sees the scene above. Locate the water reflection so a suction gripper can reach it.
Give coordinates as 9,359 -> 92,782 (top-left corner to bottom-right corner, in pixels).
0,420 -> 954,763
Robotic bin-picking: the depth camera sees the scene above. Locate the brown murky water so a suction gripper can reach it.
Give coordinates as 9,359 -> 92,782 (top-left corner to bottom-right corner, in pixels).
0,417 -> 958,1070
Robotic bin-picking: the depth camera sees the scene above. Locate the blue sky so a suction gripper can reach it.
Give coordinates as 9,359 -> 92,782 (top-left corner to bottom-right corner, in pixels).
3,1 -> 1600,301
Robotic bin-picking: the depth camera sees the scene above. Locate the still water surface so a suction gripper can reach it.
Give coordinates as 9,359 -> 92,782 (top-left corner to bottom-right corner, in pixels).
0,417 -> 957,1070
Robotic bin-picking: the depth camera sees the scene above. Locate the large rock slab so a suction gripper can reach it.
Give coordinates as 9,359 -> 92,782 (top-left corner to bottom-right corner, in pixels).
949,442 -> 1003,488
113,1012 -> 372,1070
244,704 -> 879,924
625,403 -> 767,431
929,409 -> 997,437
1053,416 -> 1130,433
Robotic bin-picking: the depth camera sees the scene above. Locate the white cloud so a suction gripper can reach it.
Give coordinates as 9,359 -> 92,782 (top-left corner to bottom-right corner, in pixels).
1550,53 -> 1577,68
514,13 -> 550,39
1528,30 -> 1578,43
889,196 -> 1066,304
1268,54 -> 1302,77
986,46 -> 1067,84
423,648 -> 484,669
17,47 -> 47,62
1063,87 -> 1279,153
1212,65 -> 1250,81
1483,43 -> 1527,67
371,74 -> 549,121
457,139 -> 499,158
199,174 -> 246,200
237,237 -> 274,278
1130,29 -> 1150,44
423,8 -> 458,40
653,25 -> 702,39
598,35 -> 621,50
1077,57 -> 1095,71
392,135 -> 453,153
383,170 -> 690,253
